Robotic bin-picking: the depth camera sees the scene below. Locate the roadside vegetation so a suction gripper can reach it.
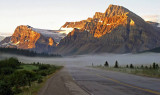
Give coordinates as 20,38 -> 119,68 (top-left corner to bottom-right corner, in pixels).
94,60 -> 160,78
0,57 -> 63,95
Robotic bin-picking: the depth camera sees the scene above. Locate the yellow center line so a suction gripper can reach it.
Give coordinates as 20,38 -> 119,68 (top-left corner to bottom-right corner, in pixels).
88,71 -> 160,95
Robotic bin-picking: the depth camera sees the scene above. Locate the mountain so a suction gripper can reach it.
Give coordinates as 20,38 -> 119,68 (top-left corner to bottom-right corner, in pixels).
1,5 -> 160,55
55,4 -> 160,55
0,25 -> 65,53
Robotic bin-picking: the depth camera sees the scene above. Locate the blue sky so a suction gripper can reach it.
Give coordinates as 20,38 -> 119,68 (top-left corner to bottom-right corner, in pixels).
0,0 -> 160,36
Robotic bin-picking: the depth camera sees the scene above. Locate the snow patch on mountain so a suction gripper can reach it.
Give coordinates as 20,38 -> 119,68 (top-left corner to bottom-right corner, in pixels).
32,28 -> 66,43
59,28 -> 74,35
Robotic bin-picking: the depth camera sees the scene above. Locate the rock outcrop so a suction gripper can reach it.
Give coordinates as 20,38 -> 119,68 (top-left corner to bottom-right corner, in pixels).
55,4 -> 160,55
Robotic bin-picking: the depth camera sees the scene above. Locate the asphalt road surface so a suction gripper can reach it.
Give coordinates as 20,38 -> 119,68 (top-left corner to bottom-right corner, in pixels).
39,66 -> 160,95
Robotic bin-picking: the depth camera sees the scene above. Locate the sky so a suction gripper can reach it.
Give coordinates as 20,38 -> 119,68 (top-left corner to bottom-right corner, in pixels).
0,0 -> 160,36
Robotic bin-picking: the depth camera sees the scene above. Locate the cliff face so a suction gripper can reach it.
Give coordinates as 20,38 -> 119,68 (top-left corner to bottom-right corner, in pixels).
11,25 -> 41,49
0,25 -> 57,53
56,4 -> 160,55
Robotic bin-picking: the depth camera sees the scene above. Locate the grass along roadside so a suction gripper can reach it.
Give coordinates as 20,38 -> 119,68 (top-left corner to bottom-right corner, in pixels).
92,62 -> 160,78
17,67 -> 63,95
18,64 -> 39,71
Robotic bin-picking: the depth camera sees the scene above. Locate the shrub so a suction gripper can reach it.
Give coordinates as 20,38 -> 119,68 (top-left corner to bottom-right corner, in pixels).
0,80 -> 13,95
37,77 -> 43,83
39,71 -> 47,76
0,57 -> 20,69
12,86 -> 22,94
145,66 -> 148,69
126,65 -> 129,68
10,70 -> 36,87
130,64 -> 134,69
156,64 -> 159,69
141,65 -> 144,69
0,67 -> 14,75
39,64 -> 50,70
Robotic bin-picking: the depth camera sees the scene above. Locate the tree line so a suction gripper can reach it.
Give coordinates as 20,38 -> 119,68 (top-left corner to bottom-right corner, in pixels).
104,60 -> 159,69
0,48 -> 61,57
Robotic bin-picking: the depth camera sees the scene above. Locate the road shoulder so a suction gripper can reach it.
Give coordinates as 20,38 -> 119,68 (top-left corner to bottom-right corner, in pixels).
38,68 -> 89,95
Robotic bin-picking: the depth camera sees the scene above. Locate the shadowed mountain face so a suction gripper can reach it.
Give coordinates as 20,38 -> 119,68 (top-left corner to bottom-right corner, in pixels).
146,21 -> 160,31
55,5 -> 160,55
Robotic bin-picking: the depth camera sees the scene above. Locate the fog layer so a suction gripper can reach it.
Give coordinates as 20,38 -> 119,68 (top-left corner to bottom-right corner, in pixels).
0,53 -> 160,67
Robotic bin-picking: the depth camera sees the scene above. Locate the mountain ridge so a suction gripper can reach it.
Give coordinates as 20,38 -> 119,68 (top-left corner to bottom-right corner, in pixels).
1,4 -> 160,55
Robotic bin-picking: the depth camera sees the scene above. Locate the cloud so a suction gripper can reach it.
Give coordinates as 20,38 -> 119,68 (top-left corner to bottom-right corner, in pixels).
0,34 -> 12,37
142,15 -> 160,23
142,15 -> 160,27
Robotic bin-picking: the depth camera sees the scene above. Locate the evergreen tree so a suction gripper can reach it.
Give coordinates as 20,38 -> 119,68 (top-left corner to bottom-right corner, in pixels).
149,65 -> 152,69
130,64 -> 134,69
114,61 -> 119,68
156,64 -> 159,69
104,61 -> 109,67
126,65 -> 129,68
153,62 -> 156,69
141,65 -> 144,69
145,66 -> 148,69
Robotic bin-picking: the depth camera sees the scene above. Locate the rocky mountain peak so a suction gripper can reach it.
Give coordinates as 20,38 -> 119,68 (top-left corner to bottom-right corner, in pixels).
105,4 -> 129,17
93,12 -> 104,19
11,25 -> 41,49
60,4 -> 141,38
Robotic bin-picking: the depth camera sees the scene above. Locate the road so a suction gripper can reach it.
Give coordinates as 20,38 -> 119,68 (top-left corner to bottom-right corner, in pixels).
39,66 -> 160,95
